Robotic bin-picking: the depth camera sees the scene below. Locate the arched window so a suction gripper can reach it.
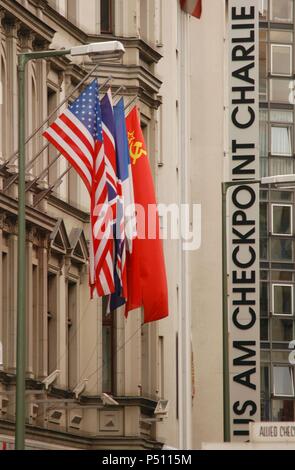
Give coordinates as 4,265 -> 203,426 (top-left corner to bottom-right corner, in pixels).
30,74 -> 38,173
0,54 -> 7,161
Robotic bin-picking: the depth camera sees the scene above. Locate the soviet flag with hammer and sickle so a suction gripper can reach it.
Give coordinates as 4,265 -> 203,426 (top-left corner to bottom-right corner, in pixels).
125,106 -> 169,323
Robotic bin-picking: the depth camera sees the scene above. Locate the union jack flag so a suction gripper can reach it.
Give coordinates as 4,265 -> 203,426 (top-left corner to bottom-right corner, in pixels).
43,79 -> 115,297
101,90 -> 126,302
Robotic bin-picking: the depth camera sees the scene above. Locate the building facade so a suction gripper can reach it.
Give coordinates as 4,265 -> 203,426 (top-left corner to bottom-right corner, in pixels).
3,0 -> 294,452
190,0 -> 295,449
259,0 -> 295,423
0,0 -> 193,450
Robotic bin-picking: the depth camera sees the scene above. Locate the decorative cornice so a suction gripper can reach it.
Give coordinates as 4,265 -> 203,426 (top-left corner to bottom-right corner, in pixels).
0,0 -> 55,42
0,418 -> 163,449
90,35 -> 163,65
0,191 -> 57,234
48,195 -> 90,224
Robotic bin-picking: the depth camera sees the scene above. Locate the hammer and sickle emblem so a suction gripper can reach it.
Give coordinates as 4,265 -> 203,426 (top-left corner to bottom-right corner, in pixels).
128,131 -> 147,165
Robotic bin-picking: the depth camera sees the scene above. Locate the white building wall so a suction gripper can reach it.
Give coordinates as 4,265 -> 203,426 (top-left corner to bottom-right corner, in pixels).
189,0 -> 226,449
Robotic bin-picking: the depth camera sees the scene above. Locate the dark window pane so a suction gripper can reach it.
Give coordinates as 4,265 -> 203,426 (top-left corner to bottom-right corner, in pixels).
260,190 -> 268,200
261,319 -> 269,340
271,270 -> 293,281
261,283 -> 269,317
102,325 -> 112,392
272,205 -> 292,235
261,365 -> 270,399
261,270 -> 268,280
260,238 -> 268,260
270,191 -> 292,202
101,0 -> 113,33
260,203 -> 268,237
273,284 -> 293,315
272,318 -> 293,341
272,400 -> 295,421
260,121 -> 268,156
271,238 -> 293,261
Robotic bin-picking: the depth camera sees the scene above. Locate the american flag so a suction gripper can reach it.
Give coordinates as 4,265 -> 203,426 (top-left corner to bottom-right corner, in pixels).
180,0 -> 202,18
43,79 -> 115,297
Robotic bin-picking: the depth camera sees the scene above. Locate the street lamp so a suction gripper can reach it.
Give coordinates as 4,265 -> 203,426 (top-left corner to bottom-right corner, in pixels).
16,40 -> 125,450
222,174 -> 295,442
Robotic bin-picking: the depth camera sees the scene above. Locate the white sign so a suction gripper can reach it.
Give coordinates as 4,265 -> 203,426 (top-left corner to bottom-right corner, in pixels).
228,0 -> 260,441
250,422 -> 295,443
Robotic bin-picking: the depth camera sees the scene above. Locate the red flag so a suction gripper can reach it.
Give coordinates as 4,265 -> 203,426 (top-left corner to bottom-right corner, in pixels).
125,107 -> 168,323
180,0 -> 202,18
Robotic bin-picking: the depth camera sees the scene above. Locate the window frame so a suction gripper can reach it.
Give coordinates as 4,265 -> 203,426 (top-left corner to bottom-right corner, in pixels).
270,124 -> 292,156
271,203 -> 293,236
271,44 -> 292,77
272,282 -> 294,316
273,365 -> 295,397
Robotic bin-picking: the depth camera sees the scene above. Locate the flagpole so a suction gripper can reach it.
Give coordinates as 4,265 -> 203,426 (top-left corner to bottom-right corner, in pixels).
1,63 -> 103,171
4,75 -> 113,194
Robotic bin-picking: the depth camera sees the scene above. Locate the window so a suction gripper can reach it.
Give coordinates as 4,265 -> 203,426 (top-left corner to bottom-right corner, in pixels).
32,264 -> 39,375
47,88 -> 58,185
271,270 -> 293,281
271,238 -> 293,261
259,114 -> 268,157
273,365 -> 294,397
158,336 -> 164,398
271,126 -> 292,155
67,280 -> 78,389
272,204 -> 292,235
0,55 -> 7,160
260,202 -> 268,237
270,79 -> 293,103
261,318 -> 269,340
270,157 -> 294,176
271,45 -> 292,76
272,284 -> 293,316
260,282 -> 269,317
270,0 -> 293,23
101,0 -> 113,34
260,237 -> 268,259
260,32 -> 268,101
272,399 -> 295,420
102,304 -> 114,392
270,31 -> 293,44
272,318 -> 293,341
261,365 -> 270,420
270,110 -> 293,123
1,252 -> 8,368
47,273 -> 58,375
